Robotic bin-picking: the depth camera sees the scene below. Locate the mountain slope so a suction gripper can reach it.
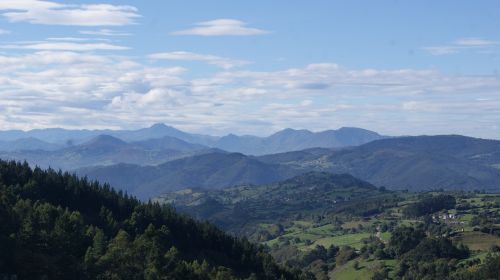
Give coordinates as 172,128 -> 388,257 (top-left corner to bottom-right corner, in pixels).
78,151 -> 300,199
0,160 -> 301,279
132,135 -> 206,152
260,135 -> 500,191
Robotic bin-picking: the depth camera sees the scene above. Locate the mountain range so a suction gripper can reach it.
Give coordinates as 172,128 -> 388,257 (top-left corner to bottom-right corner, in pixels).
0,134 -> 209,170
1,124 -> 500,199
211,127 -> 385,155
80,135 -> 500,199
0,123 -> 385,155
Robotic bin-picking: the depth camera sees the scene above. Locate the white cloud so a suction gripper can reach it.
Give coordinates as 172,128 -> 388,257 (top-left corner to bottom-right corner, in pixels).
79,29 -> 132,36
149,51 -> 251,69
0,50 -> 499,138
1,41 -> 129,51
46,37 -> 111,42
171,19 -> 269,36
424,37 -> 500,55
0,29 -> 10,35
0,0 -> 139,26
454,37 -> 499,46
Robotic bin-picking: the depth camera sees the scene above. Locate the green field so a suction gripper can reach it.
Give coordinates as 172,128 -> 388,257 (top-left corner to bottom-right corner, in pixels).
330,259 -> 397,280
453,231 -> 500,251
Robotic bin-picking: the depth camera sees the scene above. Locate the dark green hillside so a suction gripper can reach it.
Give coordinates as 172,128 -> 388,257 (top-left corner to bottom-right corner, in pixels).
80,152 -> 299,200
0,160 -> 306,280
157,172 -> 395,234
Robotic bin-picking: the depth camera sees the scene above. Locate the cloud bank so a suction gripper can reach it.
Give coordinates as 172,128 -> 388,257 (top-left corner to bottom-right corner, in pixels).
424,37 -> 500,55
0,50 -> 498,138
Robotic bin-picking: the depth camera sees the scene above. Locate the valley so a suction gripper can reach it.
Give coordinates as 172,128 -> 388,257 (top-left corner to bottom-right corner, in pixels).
157,173 -> 500,279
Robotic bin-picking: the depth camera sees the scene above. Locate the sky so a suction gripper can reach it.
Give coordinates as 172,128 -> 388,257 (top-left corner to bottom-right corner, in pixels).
0,0 -> 499,138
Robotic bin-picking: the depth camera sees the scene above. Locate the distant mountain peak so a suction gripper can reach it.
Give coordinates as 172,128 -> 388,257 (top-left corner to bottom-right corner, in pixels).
150,123 -> 170,129
336,126 -> 380,134
270,128 -> 313,137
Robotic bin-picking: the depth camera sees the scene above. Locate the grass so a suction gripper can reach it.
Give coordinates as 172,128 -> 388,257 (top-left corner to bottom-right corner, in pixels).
453,231 -> 500,251
459,213 -> 474,223
342,220 -> 373,230
310,233 -> 372,249
259,192 -> 500,278
307,223 -> 337,235
331,258 -> 397,280
379,231 -> 391,242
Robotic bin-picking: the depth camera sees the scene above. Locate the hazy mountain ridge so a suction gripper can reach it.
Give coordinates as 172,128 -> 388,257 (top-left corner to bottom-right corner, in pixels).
0,123 -> 214,146
0,137 -> 62,152
0,124 -> 386,171
0,123 -> 385,155
212,127 -> 385,155
0,134 -> 210,170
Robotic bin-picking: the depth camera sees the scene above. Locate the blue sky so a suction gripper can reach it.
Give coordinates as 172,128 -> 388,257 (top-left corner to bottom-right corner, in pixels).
0,0 -> 499,138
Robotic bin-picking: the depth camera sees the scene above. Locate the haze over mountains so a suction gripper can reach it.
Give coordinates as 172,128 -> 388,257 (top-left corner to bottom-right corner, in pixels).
0,123 -> 384,169
0,123 -> 384,154
0,134 -> 209,170
1,123 -> 500,199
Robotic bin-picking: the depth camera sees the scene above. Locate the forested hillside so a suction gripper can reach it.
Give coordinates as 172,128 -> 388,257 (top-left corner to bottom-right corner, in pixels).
0,160 -> 308,279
